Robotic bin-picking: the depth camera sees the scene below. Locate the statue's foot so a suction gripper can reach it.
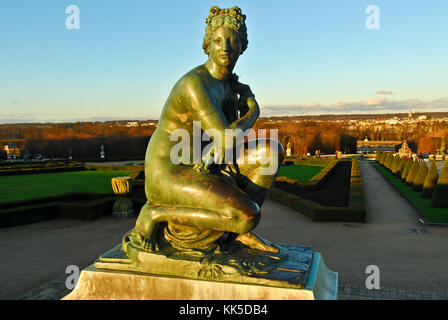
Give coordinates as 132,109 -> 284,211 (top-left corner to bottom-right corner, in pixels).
127,229 -> 159,252
235,232 -> 280,253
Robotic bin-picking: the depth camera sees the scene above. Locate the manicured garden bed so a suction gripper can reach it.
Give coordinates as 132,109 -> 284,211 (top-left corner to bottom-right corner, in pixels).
276,161 -> 351,206
278,158 -> 339,190
0,170 -> 131,204
374,163 -> 448,224
277,165 -> 325,182
270,159 -> 366,222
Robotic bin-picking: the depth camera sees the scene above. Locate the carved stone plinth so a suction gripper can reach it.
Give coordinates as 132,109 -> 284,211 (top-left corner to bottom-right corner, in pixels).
62,242 -> 338,300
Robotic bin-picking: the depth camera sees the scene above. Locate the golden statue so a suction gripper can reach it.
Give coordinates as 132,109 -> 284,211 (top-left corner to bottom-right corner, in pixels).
67,7 -> 338,300
122,6 -> 284,255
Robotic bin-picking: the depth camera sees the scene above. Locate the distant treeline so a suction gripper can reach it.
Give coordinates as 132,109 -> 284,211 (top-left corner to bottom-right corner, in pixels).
25,136 -> 150,160
0,121 -> 156,160
2,113 -> 448,159
256,117 -> 448,155
261,111 -> 448,121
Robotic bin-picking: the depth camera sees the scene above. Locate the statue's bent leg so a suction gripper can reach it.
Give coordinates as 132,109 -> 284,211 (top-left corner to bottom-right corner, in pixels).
138,168 -> 261,241
136,203 -> 260,238
205,139 -> 284,253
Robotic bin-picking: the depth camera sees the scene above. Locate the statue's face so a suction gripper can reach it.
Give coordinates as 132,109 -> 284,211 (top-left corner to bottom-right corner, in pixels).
209,26 -> 242,68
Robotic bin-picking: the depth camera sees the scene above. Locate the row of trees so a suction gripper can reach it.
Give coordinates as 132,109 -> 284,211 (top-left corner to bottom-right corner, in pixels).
376,151 -> 448,208
24,136 -> 150,160
256,118 -> 448,156
0,121 -> 157,141
2,117 -> 448,159
257,120 -> 358,155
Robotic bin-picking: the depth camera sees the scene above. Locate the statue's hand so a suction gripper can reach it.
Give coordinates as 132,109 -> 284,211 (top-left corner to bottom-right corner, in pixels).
233,81 -> 256,116
233,81 -> 253,96
193,149 -> 224,173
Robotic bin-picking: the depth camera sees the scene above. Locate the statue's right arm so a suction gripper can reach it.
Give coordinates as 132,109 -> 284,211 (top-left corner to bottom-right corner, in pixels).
183,75 -> 230,135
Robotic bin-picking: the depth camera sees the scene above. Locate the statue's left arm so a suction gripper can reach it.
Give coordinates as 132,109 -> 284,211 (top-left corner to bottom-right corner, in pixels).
231,81 -> 260,131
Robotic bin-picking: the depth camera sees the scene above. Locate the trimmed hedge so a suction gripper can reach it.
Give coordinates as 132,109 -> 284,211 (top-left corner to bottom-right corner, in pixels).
401,159 -> 414,181
412,161 -> 428,192
391,156 -> 400,174
0,192 -> 144,228
397,157 -> 406,177
85,164 -> 141,172
0,162 -> 86,176
374,163 -> 448,223
379,152 -> 386,165
269,159 -> 365,222
406,161 -> 420,186
422,161 -> 439,199
431,165 -> 448,208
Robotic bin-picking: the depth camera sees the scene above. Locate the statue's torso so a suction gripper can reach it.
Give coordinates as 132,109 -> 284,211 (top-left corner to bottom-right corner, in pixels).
148,64 -> 238,160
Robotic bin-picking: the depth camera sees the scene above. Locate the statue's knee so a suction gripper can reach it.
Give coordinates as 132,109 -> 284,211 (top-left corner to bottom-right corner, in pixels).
228,202 -> 260,234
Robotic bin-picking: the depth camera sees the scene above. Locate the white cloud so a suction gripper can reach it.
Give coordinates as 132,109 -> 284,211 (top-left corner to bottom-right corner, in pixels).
375,90 -> 395,95
260,97 -> 448,116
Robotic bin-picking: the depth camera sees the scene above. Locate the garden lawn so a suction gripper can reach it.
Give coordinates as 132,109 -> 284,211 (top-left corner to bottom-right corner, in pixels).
0,170 -> 131,204
278,165 -> 325,182
124,161 -> 144,166
374,164 -> 448,223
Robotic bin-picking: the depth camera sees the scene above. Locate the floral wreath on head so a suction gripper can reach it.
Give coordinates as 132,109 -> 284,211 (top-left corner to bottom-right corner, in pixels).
202,6 -> 248,55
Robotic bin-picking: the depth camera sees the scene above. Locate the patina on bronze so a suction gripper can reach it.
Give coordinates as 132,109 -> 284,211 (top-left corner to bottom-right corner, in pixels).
96,6 -> 318,286
123,6 -> 284,253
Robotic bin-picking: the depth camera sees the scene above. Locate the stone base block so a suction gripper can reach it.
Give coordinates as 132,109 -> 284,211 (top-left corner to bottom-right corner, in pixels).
63,249 -> 337,300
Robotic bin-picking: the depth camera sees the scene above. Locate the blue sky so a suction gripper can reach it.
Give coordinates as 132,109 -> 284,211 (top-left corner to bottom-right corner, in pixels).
0,0 -> 447,122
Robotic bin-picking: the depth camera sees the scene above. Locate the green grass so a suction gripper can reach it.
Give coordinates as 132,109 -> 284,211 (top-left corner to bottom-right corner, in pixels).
374,164 -> 448,223
0,170 -> 131,204
278,165 -> 325,182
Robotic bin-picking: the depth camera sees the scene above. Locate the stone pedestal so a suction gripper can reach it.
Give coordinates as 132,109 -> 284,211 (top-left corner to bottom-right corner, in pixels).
62,243 -> 337,300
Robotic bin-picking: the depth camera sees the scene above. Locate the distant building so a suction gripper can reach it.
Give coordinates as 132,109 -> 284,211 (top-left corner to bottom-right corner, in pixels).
1,138 -> 25,159
417,115 -> 427,121
356,138 -> 402,154
398,141 -> 412,158
126,121 -> 139,127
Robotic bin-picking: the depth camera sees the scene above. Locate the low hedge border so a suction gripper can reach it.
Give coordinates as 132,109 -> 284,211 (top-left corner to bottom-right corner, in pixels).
0,160 -> 84,167
0,192 -> 145,228
0,165 -> 87,176
0,161 -> 87,176
276,159 -> 339,190
129,166 -> 145,186
269,159 -> 366,222
85,164 -> 142,172
349,158 -> 365,211
0,163 -> 142,176
88,164 -> 145,186
283,156 -> 336,166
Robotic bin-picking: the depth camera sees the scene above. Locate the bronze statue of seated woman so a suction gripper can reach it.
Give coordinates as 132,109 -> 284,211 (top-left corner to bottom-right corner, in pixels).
122,6 -> 284,258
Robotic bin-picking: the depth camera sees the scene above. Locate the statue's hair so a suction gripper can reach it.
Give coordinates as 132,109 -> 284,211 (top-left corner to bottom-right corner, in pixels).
202,6 -> 248,55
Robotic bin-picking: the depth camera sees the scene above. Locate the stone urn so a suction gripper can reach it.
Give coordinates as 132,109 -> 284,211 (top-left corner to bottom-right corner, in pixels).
111,176 -> 135,218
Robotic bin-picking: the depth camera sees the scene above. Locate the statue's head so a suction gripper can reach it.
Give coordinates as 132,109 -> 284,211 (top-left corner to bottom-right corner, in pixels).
202,6 -> 248,66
